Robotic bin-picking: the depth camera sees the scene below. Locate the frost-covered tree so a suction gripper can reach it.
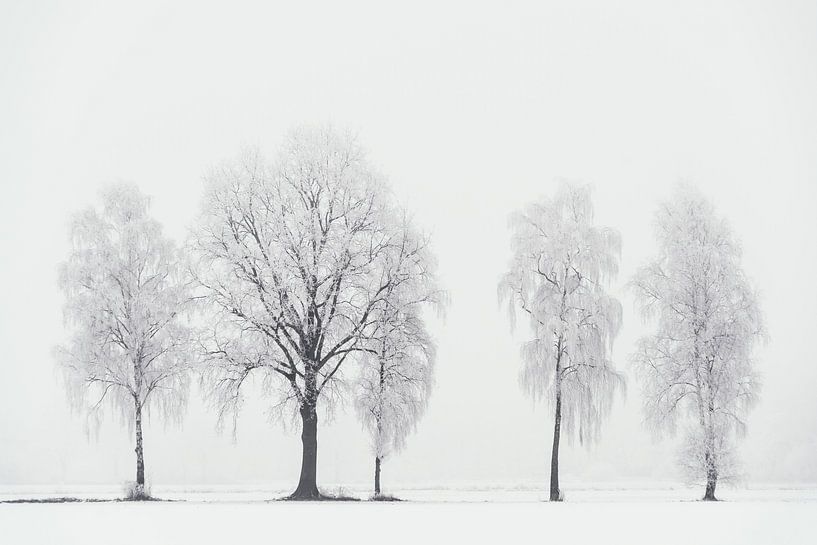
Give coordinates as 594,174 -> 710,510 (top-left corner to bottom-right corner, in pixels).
354,229 -> 442,496
56,183 -> 193,498
191,126 -> 439,499
630,185 -> 763,501
498,182 -> 625,501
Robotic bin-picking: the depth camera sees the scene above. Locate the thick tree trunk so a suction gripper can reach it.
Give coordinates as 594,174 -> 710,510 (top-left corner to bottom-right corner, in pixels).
374,456 -> 382,496
550,389 -> 562,501
134,402 -> 145,498
703,472 -> 718,501
290,403 -> 320,500
703,448 -> 718,501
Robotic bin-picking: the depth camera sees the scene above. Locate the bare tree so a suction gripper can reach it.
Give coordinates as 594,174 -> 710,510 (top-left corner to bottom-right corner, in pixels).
499,182 -> 625,501
630,185 -> 764,501
190,126 -> 437,499
56,183 -> 193,498
354,224 -> 443,497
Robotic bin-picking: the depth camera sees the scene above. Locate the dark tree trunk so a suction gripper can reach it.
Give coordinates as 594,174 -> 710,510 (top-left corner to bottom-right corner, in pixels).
550,388 -> 562,502
374,456 -> 382,496
374,353 -> 385,497
703,474 -> 717,501
290,403 -> 320,500
134,401 -> 145,497
702,399 -> 718,501
703,450 -> 718,501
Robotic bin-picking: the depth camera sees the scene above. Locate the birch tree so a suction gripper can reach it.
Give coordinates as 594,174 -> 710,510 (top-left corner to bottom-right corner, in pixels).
191,126 -> 439,499
499,182 -> 625,501
630,185 -> 764,501
354,228 -> 442,497
56,183 -> 193,498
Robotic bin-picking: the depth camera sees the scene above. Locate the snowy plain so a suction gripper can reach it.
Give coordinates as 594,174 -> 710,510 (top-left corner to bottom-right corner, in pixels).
1,484 -> 815,545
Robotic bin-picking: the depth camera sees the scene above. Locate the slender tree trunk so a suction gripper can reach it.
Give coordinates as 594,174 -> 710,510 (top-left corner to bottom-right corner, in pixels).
291,402 -> 320,499
374,456 -> 382,496
134,401 -> 145,498
374,352 -> 385,497
550,339 -> 564,502
702,390 -> 718,501
703,423 -> 718,501
550,388 -> 562,501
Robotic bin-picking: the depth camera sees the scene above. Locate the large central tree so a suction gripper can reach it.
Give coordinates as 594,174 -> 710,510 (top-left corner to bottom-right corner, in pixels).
191,127 -> 436,499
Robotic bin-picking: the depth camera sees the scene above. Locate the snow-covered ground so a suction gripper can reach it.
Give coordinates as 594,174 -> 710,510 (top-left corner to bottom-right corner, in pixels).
2,481 -> 817,503
1,484 -> 815,544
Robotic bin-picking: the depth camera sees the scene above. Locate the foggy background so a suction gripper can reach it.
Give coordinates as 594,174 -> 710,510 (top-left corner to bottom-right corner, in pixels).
1,0 -> 816,489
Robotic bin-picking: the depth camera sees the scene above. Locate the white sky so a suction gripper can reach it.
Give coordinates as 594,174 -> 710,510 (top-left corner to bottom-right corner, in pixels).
1,0 -> 816,488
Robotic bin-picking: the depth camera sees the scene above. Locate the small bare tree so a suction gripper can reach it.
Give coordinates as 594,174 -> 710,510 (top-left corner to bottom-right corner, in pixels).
499,182 -> 625,501
191,126 -> 438,499
354,224 -> 442,497
630,185 -> 764,501
56,183 -> 193,498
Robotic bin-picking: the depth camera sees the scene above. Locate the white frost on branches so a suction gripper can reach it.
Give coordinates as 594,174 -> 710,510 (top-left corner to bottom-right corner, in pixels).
499,182 -> 625,445
354,219 -> 443,464
630,185 -> 764,494
56,183 -> 193,431
189,127 -> 439,434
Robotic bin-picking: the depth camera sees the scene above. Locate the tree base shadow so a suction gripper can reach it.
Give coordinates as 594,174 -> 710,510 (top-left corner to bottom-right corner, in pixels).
275,490 -> 361,502
1,497 -> 107,504
1,496 -> 175,504
120,495 -> 172,502
370,494 -> 401,502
